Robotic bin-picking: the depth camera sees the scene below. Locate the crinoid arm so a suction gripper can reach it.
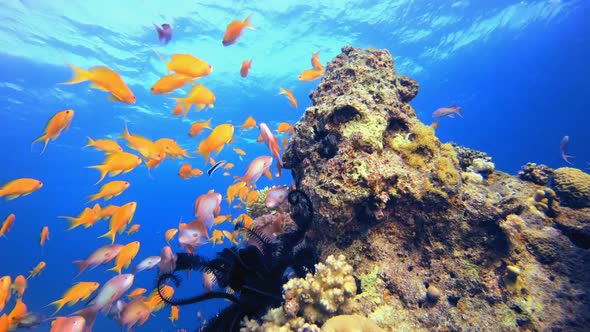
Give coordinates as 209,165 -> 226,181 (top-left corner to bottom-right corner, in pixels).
156,272 -> 238,306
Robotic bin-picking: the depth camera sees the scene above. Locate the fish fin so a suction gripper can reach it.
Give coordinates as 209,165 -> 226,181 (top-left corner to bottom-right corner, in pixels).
105,266 -> 120,274
74,306 -> 99,331
31,134 -> 49,155
152,49 -> 171,73
60,63 -> 90,85
107,94 -> 122,102
72,260 -> 88,276
264,170 -> 272,179
48,299 -> 66,316
108,170 -> 123,177
454,107 -> 463,118
87,165 -> 108,185
83,136 -> 95,148
243,14 -> 255,30
5,194 -> 20,201
98,230 -> 115,244
87,194 -> 99,203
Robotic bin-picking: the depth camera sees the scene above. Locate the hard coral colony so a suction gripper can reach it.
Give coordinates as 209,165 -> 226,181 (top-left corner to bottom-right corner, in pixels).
0,6 -> 588,332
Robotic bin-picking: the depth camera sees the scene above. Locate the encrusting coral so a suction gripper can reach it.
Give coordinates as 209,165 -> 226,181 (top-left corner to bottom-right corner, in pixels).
321,314 -> 385,332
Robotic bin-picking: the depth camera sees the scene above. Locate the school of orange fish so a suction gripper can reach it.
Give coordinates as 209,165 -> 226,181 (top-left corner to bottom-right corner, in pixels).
0,14 -> 324,332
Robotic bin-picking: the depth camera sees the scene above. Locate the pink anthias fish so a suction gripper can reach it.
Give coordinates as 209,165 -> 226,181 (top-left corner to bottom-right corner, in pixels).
259,123 -> 283,176
49,316 -> 86,332
265,186 -> 289,209
154,23 -> 172,44
193,190 -> 222,230
239,156 -> 273,187
157,246 -> 177,275
133,256 -> 161,274
74,274 -> 134,331
178,219 -> 209,254
73,244 -> 124,276
119,297 -> 151,330
560,135 -> 574,165
432,106 -> 462,118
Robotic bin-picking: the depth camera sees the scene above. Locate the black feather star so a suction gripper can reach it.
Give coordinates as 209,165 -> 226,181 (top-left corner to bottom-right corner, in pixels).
156,189 -> 316,332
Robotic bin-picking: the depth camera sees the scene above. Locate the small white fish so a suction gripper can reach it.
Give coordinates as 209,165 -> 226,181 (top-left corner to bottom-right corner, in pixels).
133,256 -> 162,273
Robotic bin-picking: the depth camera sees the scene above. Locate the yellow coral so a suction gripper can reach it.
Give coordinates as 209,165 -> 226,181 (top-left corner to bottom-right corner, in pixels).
552,167 -> 590,208
321,314 -> 385,332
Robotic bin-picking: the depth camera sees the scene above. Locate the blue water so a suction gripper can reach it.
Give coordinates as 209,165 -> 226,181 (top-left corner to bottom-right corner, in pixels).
0,1 -> 588,331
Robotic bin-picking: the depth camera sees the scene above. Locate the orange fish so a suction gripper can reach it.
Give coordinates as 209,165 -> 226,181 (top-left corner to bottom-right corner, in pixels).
196,124 -> 234,163
0,314 -> 7,332
99,202 -> 137,244
144,285 -> 173,312
430,121 -> 439,130
281,136 -> 288,150
40,226 -> 49,247
0,178 -> 43,200
11,275 -> 26,299
27,261 -> 46,279
0,276 -> 11,312
31,109 -> 74,154
222,230 -> 240,245
209,229 -> 224,245
178,163 -> 203,179
108,241 -> 140,274
240,59 -> 252,77
120,297 -> 150,330
0,214 -> 15,238
171,84 -> 215,114
127,287 -> 146,300
61,206 -> 101,230
239,116 -> 256,132
222,14 -> 254,46
164,228 -> 178,245
61,64 -> 135,104
189,119 -> 212,138
88,152 -> 142,184
169,305 -> 179,323
239,156 -> 273,186
275,122 -> 293,135
279,87 -> 297,108
298,68 -> 323,81
153,51 -> 213,79
88,180 -> 130,202
155,138 -> 190,160
151,73 -> 194,94
100,205 -> 120,220
126,224 -> 140,235
120,124 -> 162,160
223,163 -> 234,169
84,137 -> 123,154
171,103 -> 183,117
244,191 -> 258,205
311,51 -> 323,70
7,299 -> 27,330
232,148 -> 246,156
49,281 -> 100,315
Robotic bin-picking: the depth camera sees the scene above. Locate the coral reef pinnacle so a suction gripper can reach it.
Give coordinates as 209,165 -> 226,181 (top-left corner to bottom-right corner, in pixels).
282,46 -> 590,331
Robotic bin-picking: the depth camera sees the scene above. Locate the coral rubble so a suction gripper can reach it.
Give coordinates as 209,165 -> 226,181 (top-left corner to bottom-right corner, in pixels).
280,46 -> 590,331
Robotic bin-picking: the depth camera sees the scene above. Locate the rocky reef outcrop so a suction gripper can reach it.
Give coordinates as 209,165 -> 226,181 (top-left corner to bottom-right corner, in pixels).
281,46 -> 590,331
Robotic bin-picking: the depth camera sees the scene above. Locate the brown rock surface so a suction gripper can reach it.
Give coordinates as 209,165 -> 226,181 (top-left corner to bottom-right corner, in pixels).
283,46 -> 590,331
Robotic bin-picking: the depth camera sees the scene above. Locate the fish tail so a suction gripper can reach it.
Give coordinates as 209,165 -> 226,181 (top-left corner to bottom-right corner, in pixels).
87,165 -> 108,185
83,136 -> 95,148
87,193 -> 99,203
48,299 -> 66,316
120,122 -> 131,139
74,305 -> 99,332
152,49 -> 171,73
106,266 -> 120,274
31,134 -> 49,154
278,87 -> 287,95
98,230 -> 115,244
455,107 -> 463,118
243,14 -> 255,30
205,118 -> 212,129
171,97 -> 189,114
61,63 -> 90,85
72,260 -> 88,276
